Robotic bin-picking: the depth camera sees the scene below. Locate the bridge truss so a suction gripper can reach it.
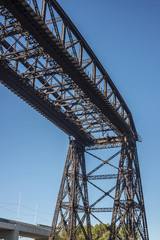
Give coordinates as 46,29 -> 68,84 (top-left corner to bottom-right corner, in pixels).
0,0 -> 149,239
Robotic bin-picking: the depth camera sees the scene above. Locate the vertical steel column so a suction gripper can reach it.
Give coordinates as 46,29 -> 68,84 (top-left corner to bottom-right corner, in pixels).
49,144 -> 72,239
110,142 -> 125,239
92,61 -> 96,84
41,0 -> 47,21
110,139 -> 149,240
80,149 -> 92,239
61,22 -> 66,46
68,142 -> 77,239
79,42 -> 83,66
49,140 -> 92,240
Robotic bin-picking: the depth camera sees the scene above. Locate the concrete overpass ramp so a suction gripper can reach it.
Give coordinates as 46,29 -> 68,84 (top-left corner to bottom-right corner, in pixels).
0,218 -> 50,240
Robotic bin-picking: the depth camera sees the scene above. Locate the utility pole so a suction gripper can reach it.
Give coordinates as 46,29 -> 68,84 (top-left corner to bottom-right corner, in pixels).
17,192 -> 21,220
34,204 -> 40,224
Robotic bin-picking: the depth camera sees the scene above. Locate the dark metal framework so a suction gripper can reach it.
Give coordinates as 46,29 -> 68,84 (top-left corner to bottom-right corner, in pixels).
0,0 -> 149,239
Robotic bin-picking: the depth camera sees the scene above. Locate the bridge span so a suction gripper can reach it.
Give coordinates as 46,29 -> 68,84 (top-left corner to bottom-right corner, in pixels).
0,0 -> 149,239
0,218 -> 50,240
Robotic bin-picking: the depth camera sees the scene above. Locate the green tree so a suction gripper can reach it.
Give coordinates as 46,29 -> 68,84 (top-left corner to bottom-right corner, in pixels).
55,223 -> 139,239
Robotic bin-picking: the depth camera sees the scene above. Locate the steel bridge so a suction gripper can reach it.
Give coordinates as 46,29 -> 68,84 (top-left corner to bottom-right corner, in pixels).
0,0 -> 149,239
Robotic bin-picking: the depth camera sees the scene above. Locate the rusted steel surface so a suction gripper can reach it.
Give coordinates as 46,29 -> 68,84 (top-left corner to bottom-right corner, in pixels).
0,1 -> 149,239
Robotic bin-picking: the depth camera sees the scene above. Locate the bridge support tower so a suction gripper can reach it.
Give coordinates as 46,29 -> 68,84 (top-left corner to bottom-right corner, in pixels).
49,138 -> 149,240
0,0 -> 149,239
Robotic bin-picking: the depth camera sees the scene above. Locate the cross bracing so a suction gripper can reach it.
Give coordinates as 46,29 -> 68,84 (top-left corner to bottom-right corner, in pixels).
0,0 -> 138,145
0,1 -> 149,239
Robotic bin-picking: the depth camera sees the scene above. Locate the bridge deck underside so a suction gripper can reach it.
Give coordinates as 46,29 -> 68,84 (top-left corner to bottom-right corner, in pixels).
0,1 -> 149,240
0,0 -> 137,144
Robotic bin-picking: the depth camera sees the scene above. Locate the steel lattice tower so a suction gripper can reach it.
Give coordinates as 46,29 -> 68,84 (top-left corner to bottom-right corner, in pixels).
48,138 -> 148,240
0,0 -> 149,239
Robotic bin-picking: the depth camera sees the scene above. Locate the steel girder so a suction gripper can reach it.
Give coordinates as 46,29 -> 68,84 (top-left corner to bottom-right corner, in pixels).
0,1 -> 149,240
0,0 -> 138,142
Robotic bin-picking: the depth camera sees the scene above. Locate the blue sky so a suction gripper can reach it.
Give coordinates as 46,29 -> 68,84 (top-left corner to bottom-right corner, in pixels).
0,0 -> 160,239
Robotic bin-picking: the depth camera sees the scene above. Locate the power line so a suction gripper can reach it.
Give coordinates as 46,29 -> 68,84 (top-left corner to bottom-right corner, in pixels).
0,202 -> 53,215
0,206 -> 17,214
